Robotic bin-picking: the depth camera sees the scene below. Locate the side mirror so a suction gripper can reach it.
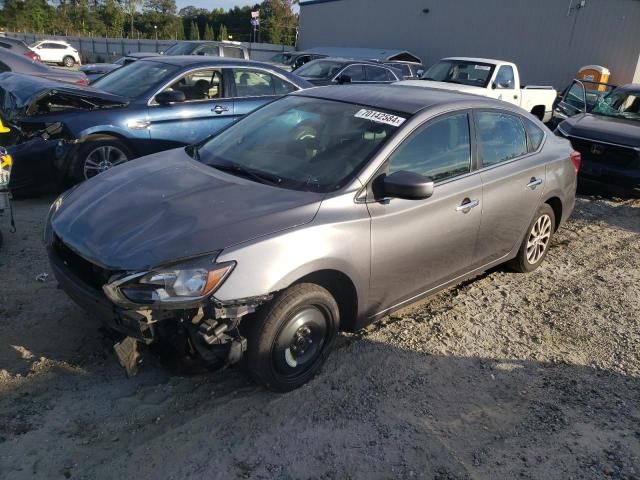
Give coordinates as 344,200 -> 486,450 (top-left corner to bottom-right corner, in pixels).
336,74 -> 352,85
155,90 -> 186,105
382,171 -> 434,200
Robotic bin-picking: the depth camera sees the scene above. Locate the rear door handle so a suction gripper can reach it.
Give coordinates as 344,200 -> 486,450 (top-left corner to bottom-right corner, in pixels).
456,199 -> 480,213
526,177 -> 543,189
212,105 -> 229,114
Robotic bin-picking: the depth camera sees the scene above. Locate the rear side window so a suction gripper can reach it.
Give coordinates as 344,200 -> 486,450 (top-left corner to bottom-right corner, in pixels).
340,65 -> 365,81
223,46 -> 244,59
196,44 -> 220,56
365,65 -> 388,82
495,66 -> 515,89
524,118 -> 545,152
388,113 -> 471,182
234,69 -> 295,97
476,111 -> 528,167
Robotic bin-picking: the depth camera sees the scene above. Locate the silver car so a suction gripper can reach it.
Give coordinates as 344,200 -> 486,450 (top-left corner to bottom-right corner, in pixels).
46,85 -> 579,391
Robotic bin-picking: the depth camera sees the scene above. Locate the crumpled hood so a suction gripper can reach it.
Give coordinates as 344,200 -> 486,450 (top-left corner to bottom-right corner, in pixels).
561,113 -> 640,148
396,79 -> 489,96
50,148 -> 325,270
0,72 -> 128,122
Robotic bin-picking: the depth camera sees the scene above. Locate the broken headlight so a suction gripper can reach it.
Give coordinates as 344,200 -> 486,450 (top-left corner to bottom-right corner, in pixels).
104,257 -> 235,307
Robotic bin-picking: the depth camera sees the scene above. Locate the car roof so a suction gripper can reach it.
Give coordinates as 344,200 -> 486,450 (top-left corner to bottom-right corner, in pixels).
305,47 -> 421,63
36,39 -> 70,45
306,57 -> 397,67
125,51 -> 161,59
444,57 -> 507,65
619,84 -> 640,94
293,84 -> 506,115
141,56 -> 276,68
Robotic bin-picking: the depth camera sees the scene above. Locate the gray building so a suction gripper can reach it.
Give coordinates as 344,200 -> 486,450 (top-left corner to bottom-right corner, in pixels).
298,0 -> 640,89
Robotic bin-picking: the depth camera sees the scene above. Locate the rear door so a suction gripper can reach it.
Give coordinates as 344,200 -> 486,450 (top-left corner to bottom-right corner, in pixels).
364,65 -> 397,83
231,67 -> 299,118
147,67 -> 235,149
368,111 -> 483,314
473,110 -> 547,265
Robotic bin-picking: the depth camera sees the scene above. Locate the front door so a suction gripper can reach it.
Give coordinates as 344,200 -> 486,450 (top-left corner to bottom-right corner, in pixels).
147,67 -> 235,150
367,111 -> 483,315
473,110 -> 547,265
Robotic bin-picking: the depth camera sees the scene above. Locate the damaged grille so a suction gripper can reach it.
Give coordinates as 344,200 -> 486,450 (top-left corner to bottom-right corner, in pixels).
569,136 -> 639,168
52,235 -> 118,292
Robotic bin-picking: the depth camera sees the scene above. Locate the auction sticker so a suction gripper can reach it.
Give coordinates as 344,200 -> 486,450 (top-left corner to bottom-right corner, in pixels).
355,109 -> 406,127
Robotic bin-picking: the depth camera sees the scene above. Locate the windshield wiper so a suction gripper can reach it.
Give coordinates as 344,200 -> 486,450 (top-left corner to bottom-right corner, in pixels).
211,162 -> 283,186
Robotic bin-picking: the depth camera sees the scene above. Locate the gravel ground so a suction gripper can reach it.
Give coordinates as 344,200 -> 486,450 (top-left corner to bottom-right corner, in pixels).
0,195 -> 638,480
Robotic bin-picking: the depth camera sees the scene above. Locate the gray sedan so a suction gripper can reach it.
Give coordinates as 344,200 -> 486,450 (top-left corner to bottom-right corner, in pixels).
0,47 -> 88,84
46,85 -> 578,391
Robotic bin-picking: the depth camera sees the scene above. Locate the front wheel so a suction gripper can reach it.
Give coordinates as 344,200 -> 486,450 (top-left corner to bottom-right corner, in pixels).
246,283 -> 340,392
71,136 -> 133,183
509,203 -> 555,273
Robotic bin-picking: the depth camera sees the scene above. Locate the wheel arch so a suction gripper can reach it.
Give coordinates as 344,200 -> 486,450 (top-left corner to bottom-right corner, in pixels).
291,269 -> 359,332
544,196 -> 563,232
530,105 -> 546,121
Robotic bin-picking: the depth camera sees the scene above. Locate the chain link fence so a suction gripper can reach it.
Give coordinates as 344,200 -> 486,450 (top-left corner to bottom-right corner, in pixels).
6,32 -> 293,63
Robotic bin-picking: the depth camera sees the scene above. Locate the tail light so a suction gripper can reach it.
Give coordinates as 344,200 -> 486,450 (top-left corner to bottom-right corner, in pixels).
570,151 -> 581,173
25,51 -> 41,62
75,78 -> 88,86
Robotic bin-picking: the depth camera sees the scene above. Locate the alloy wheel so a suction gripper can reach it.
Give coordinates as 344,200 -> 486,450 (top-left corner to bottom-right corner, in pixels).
83,145 -> 128,179
526,214 -> 552,264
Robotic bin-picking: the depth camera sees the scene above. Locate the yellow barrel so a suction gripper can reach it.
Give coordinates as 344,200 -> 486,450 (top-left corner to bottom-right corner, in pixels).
577,65 -> 611,91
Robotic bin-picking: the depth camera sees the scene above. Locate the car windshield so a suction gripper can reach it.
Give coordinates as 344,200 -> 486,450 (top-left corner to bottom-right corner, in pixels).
295,60 -> 344,79
163,43 -> 197,55
91,60 -> 180,98
195,96 -> 404,192
592,89 -> 640,121
270,53 -> 294,65
422,60 -> 496,88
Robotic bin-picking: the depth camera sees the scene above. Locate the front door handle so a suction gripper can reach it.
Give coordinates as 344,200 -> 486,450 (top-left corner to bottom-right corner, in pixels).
456,198 -> 480,213
212,105 -> 229,114
526,177 -> 543,189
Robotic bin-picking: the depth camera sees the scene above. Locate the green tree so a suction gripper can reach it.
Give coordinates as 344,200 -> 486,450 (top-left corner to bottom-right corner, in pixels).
261,0 -> 298,45
188,19 -> 199,39
203,22 -> 214,40
175,17 -> 185,39
100,0 -> 125,37
217,23 -> 227,41
124,0 -> 142,37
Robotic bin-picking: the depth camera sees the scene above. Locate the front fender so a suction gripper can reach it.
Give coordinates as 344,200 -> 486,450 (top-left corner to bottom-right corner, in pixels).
214,194 -> 371,317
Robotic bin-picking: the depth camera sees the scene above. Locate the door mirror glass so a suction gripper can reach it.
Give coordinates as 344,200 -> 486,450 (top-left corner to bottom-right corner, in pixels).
155,90 -> 186,105
382,171 -> 434,200
336,74 -> 351,84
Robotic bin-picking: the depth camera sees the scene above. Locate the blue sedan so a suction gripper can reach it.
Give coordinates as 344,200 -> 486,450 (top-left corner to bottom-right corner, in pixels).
2,56 -> 311,185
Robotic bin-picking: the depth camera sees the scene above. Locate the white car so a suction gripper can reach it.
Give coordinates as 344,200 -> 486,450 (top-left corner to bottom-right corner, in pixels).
30,40 -> 81,67
397,57 -> 557,123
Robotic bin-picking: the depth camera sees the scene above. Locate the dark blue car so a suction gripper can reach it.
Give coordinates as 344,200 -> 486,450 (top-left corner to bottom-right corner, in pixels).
1,56 -> 311,187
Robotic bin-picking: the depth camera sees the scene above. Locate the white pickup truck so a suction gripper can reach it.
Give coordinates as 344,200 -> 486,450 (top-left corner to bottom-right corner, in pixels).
397,57 -> 557,123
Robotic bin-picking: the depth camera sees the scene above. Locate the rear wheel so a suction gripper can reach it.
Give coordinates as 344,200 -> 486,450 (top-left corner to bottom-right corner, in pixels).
510,203 -> 555,273
246,283 -> 340,392
63,55 -> 75,67
71,136 -> 133,183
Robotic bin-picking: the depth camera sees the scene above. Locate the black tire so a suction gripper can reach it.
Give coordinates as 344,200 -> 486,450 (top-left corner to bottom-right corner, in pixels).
246,283 -> 340,392
70,136 -> 134,184
63,56 -> 75,67
509,203 -> 556,273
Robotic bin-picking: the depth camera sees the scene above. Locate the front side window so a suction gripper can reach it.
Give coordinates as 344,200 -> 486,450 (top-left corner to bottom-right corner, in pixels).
161,68 -> 223,101
476,111 -> 528,167
495,66 -> 515,89
91,60 -> 180,99
196,96 -> 403,192
388,113 -> 471,182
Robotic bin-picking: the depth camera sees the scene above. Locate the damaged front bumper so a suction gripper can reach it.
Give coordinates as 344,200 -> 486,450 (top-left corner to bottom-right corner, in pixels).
47,235 -> 271,368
